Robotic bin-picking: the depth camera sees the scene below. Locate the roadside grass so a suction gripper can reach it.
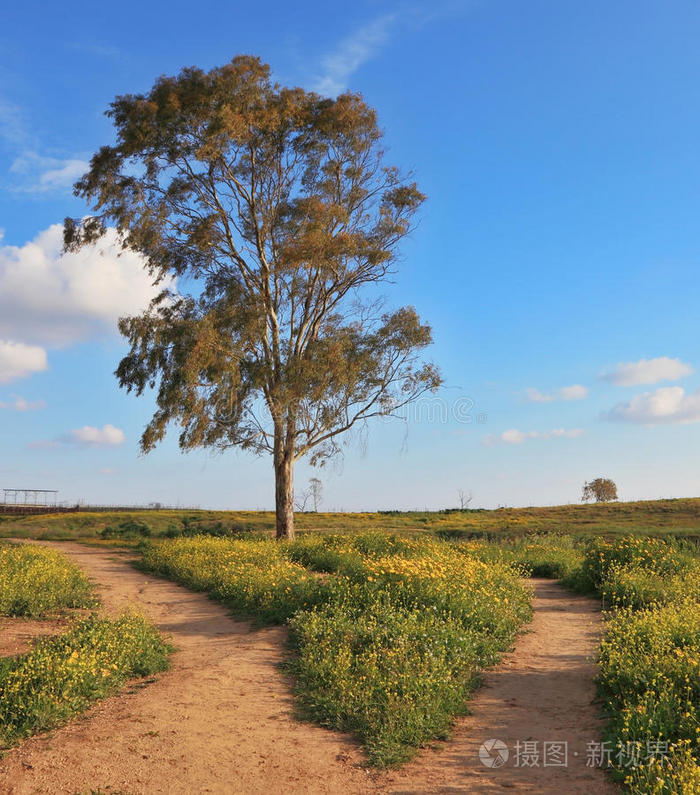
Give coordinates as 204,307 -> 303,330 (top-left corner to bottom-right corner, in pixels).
140,532 -> 531,766
0,614 -> 171,748
565,537 -> 700,792
0,543 -> 96,617
0,543 -> 172,751
457,533 -> 585,579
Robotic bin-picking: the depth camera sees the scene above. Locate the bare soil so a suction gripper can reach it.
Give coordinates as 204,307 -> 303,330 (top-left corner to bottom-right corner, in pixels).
0,545 -> 617,794
0,617 -> 67,657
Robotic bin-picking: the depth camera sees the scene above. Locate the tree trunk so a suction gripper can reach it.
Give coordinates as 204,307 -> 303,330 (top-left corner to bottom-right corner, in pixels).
274,445 -> 295,540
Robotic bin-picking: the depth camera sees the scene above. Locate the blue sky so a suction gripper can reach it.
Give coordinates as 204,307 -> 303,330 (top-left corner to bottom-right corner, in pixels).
2,0 -> 700,510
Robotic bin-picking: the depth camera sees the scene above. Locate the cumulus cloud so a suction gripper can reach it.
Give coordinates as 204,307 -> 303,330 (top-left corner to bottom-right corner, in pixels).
526,384 -> 588,403
313,14 -> 396,95
603,386 -> 700,425
9,152 -> 89,193
0,394 -> 46,411
482,428 -> 583,446
600,357 -> 693,387
0,224 -> 167,348
31,424 -> 126,449
63,425 -> 126,447
0,340 -> 48,383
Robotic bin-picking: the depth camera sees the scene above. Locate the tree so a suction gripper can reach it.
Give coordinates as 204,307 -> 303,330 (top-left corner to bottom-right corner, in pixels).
581,478 -> 618,503
309,477 -> 323,512
64,56 -> 440,539
294,485 -> 311,513
457,489 -> 472,509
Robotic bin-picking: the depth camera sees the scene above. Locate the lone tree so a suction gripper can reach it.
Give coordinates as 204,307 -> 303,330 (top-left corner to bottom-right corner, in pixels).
309,477 -> 323,513
64,56 -> 440,539
581,478 -> 618,503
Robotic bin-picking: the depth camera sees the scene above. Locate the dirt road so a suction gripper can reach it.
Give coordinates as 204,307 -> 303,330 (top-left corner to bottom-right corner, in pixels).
0,544 -> 617,793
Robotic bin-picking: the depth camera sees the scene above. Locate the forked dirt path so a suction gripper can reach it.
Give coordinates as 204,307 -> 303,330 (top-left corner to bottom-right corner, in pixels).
383,579 -> 618,794
0,541 -> 377,795
0,545 -> 617,794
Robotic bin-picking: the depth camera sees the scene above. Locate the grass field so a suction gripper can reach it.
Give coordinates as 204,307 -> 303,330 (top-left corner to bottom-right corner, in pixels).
3,496 -> 700,541
140,532 -> 531,766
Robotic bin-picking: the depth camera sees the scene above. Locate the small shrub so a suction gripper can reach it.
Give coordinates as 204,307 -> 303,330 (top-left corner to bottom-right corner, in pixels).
100,520 -> 152,540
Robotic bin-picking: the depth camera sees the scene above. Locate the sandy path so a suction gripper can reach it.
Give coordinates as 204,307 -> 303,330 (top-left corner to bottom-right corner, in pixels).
0,546 -> 617,794
383,579 -> 618,793
0,542 -> 377,795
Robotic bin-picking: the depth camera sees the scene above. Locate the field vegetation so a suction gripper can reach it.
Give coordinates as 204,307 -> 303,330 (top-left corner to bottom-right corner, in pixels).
0,614 -> 171,748
5,496 -> 700,542
0,543 -> 171,749
3,507 -> 699,787
569,537 -> 700,794
0,543 -> 95,617
140,532 -> 531,766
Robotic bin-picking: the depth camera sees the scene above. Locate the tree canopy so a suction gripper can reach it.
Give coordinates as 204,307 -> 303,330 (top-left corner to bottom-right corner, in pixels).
581,478 -> 618,503
64,56 -> 440,538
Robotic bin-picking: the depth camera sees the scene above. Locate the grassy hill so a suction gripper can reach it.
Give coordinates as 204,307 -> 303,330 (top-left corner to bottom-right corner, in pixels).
3,497 -> 700,541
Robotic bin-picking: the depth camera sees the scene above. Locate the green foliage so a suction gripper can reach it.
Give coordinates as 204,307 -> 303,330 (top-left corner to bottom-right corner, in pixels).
0,543 -> 95,617
598,600 -> 700,792
601,563 -> 700,610
461,534 -> 585,579
140,532 -> 531,766
580,537 -> 700,791
564,536 -> 694,595
582,477 -> 618,503
288,598 -> 484,766
100,519 -> 152,539
140,536 -> 327,624
0,614 -> 171,747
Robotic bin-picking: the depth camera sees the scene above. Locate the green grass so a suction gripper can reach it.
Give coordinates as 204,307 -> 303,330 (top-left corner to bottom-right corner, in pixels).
563,537 -> 700,792
0,614 -> 172,748
5,497 -> 700,542
0,543 -> 96,617
139,532 -> 531,766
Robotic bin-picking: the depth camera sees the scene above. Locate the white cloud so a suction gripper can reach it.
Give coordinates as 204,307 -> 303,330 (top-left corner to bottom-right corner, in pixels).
313,14 -> 396,95
0,341 -> 48,383
603,386 -> 700,425
526,384 -> 588,403
559,384 -> 588,400
0,99 -> 88,194
600,357 -> 693,387
0,394 -> 46,411
0,224 -> 167,348
31,424 -> 126,450
9,152 -> 89,193
482,428 -> 583,446
65,425 -> 126,447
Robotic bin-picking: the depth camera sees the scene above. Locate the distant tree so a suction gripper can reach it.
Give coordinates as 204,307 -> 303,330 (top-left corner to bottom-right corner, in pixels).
309,477 -> 323,512
64,56 -> 441,540
581,478 -> 618,503
457,489 -> 472,509
294,486 -> 311,512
